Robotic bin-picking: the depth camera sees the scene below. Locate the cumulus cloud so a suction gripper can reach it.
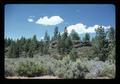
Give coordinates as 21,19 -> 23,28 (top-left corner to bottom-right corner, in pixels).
35,16 -> 64,26
66,23 -> 111,34
67,23 -> 87,34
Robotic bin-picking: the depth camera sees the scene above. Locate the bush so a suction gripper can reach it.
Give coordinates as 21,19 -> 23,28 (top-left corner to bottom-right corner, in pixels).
98,61 -> 115,78
16,60 -> 46,77
85,60 -> 115,79
54,56 -> 89,79
108,46 -> 115,63
5,63 -> 16,76
69,48 -> 78,61
5,55 -> 115,79
5,58 -> 18,76
77,47 -> 95,60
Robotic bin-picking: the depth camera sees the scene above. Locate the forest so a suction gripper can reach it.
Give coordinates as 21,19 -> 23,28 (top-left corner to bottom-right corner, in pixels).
5,26 -> 115,79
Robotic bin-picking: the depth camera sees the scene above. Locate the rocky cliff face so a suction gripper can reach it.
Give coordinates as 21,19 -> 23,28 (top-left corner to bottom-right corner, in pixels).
49,40 -> 58,49
49,40 -> 92,49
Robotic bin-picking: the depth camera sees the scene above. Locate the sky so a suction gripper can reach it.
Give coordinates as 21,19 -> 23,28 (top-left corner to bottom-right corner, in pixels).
5,4 -> 115,40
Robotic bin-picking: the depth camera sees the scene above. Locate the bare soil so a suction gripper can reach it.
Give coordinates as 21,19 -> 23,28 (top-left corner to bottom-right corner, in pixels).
5,75 -> 61,79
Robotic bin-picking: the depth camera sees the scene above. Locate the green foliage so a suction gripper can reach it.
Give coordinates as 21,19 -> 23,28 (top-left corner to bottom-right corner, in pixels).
70,29 -> 80,40
43,31 -> 50,54
98,61 -> 115,78
54,57 -> 88,78
94,26 -> 109,61
5,55 -> 115,79
53,26 -> 59,40
62,27 -> 68,40
107,27 -> 115,62
83,33 -> 90,42
7,42 -> 19,58
5,25 -> 115,79
108,46 -> 115,62
69,48 -> 78,61
16,60 -> 46,77
57,27 -> 70,55
32,35 -> 38,50
44,31 -> 50,42
64,36 -> 73,53
108,27 -> 115,41
77,47 -> 95,59
5,58 -> 17,76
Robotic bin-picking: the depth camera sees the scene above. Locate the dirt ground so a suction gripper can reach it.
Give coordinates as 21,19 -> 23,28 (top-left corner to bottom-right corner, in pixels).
5,75 -> 61,79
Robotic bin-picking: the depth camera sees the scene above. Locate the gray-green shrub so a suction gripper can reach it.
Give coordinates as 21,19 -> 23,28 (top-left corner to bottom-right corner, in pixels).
16,60 -> 46,77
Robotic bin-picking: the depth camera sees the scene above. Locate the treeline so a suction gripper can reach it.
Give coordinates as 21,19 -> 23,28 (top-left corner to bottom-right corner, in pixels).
5,26 -> 115,62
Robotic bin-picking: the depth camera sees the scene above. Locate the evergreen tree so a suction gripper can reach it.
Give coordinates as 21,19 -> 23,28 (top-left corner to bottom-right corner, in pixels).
44,31 -> 50,42
108,27 -> 115,41
43,31 -> 50,54
58,27 -> 68,54
8,42 -> 16,58
94,26 -> 109,61
15,42 -> 20,58
32,35 -> 38,51
39,39 -> 44,55
65,36 -> 73,53
107,27 -> 115,62
28,48 -> 34,58
24,39 -> 31,53
84,33 -> 90,42
70,29 -> 80,40
5,37 -> 13,48
54,26 -> 59,40
57,32 -> 63,54
62,27 -> 68,40
69,48 -> 77,61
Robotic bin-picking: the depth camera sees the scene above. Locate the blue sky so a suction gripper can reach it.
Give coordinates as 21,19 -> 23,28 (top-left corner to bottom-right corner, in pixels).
5,4 -> 115,40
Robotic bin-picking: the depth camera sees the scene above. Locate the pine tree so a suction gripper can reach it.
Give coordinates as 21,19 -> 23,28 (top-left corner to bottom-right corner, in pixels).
69,48 -> 77,61
5,37 -> 13,48
28,48 -> 34,58
84,33 -> 90,42
65,36 -> 73,53
39,39 -> 44,55
108,27 -> 115,41
107,27 -> 115,62
53,26 -> 59,40
62,27 -> 68,40
8,42 -> 16,58
15,42 -> 20,58
58,27 -> 68,54
70,29 -> 80,40
32,35 -> 38,51
43,31 -> 50,54
94,26 -> 109,61
44,31 -> 50,42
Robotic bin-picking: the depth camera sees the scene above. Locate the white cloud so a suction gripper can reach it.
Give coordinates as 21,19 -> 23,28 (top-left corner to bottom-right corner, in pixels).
102,25 -> 111,30
40,36 -> 44,40
67,23 -> 87,34
66,23 -> 111,34
29,16 -> 35,18
86,25 -> 100,33
35,16 -> 64,26
27,16 -> 35,22
27,18 -> 34,22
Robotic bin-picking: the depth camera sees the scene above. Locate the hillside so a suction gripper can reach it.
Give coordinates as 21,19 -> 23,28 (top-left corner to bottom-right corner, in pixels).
5,26 -> 115,79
